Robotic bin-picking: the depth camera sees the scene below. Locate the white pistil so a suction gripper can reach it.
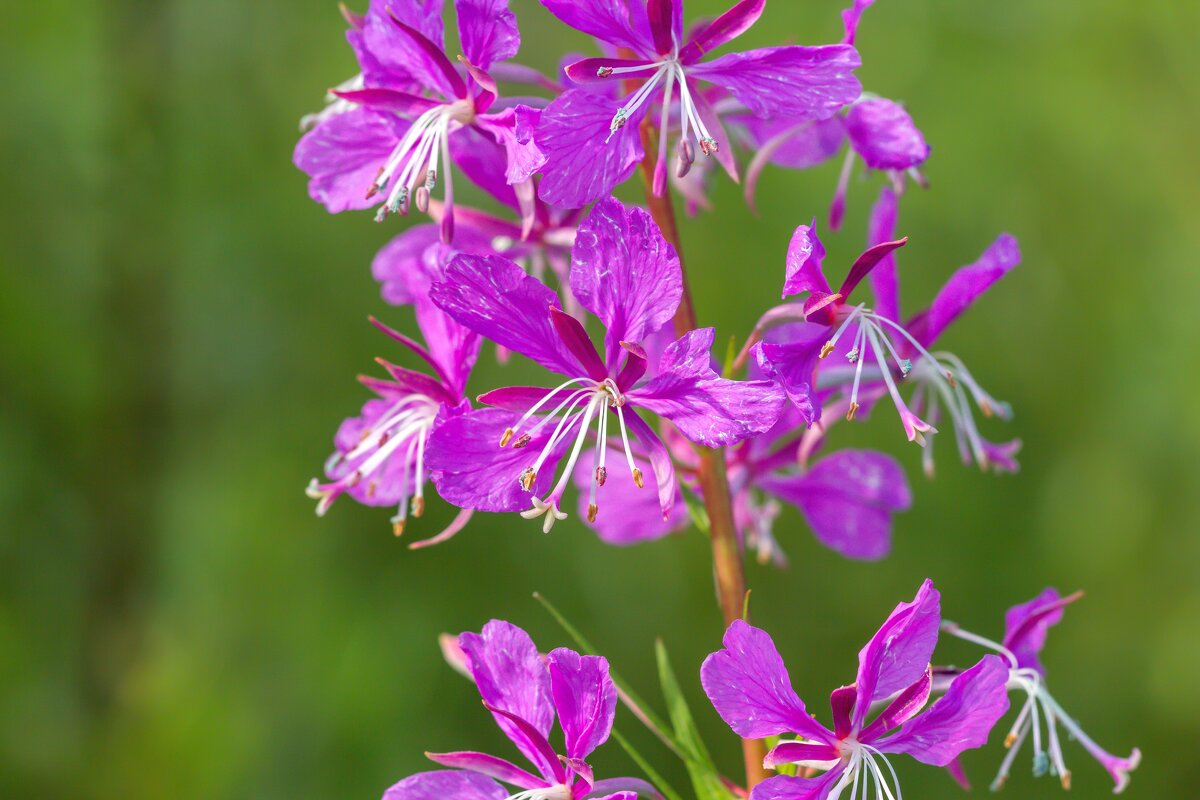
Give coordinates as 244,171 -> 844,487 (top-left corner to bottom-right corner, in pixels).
374,103 -> 468,223
518,379 -> 634,531
602,56 -> 718,155
822,303 -> 866,358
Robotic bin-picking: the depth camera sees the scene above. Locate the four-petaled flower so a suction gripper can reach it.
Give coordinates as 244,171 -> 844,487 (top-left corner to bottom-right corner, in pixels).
535,0 -> 862,208
385,620 -> 654,800
294,0 -> 543,241
702,580 -> 1011,800
427,197 -> 784,532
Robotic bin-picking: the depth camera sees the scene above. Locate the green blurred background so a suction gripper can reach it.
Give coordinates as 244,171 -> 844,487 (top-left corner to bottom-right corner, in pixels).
3,0 -> 1198,797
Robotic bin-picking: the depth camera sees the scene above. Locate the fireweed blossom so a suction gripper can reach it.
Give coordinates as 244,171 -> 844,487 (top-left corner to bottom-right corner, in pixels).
293,0 -> 545,241
306,250 -> 479,546
426,197 -> 784,532
385,620 -> 654,800
575,404 -> 911,564
752,190 -> 1020,475
702,580 -> 1011,800
939,589 -> 1141,792
534,0 -> 862,207
737,0 -> 929,227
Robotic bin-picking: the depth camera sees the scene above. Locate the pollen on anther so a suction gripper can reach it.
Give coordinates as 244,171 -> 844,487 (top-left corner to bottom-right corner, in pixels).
847,401 -> 860,421
820,341 -> 835,359
392,519 -> 406,537
596,466 -> 607,486
596,66 -> 614,78
513,433 -> 532,449
519,467 -> 536,491
499,427 -> 514,448
411,496 -> 425,517
699,137 -> 719,156
632,467 -> 644,488
587,503 -> 598,523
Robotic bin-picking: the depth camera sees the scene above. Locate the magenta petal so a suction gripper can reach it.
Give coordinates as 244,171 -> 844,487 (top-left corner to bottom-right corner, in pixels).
844,98 -> 930,170
537,0 -> 653,55
570,198 -> 682,365
646,0 -> 680,55
550,307 -> 607,381
590,793 -> 637,800
538,87 -> 650,209
680,0 -> 765,62
754,336 -> 823,425
428,409 -> 563,512
385,14 -> 467,99
841,0 -> 876,44
293,108 -> 403,213
866,186 -> 901,322
1001,587 -> 1078,676
782,220 -> 831,298
424,751 -> 546,790
383,770 -> 507,800
907,234 -> 1021,347
838,237 -> 908,300
449,124 -> 524,208
474,106 -> 548,185
547,648 -> 618,761
749,765 -> 847,800
690,45 -> 861,120
432,254 -> 582,377
455,0 -> 520,71
619,408 -> 678,520
759,450 -> 910,561
565,57 -> 657,84
853,579 -> 941,728
632,328 -> 785,447
858,667 -> 933,741
460,621 -> 557,776
876,655 -> 1011,765
701,620 -> 834,743
762,741 -> 839,769
372,224 -> 493,307
575,459 -> 688,544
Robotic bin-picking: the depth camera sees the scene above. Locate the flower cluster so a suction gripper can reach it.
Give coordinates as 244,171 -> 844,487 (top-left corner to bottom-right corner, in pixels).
290,3 -> 1139,799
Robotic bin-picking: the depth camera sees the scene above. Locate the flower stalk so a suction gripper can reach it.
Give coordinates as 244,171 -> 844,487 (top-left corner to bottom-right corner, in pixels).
637,121 -> 770,790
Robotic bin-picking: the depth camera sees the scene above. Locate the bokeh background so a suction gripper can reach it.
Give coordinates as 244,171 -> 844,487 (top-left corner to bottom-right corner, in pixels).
3,0 -> 1198,797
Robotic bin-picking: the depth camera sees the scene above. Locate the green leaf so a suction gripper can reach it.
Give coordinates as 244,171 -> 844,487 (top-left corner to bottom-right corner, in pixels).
533,593 -> 686,756
611,727 -> 686,800
656,639 -> 736,800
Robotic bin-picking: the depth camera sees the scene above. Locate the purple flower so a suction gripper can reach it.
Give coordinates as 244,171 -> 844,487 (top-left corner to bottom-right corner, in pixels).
753,190 -> 1020,475
702,580 -> 1011,800
941,589 -> 1142,793
387,621 -> 653,800
293,0 -> 545,241
577,405 -> 911,563
306,247 -> 480,546
534,0 -> 862,208
737,0 -> 929,227
426,197 -> 784,531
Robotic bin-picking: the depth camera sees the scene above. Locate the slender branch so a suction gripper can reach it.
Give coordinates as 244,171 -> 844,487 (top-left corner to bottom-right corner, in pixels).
637,123 -> 771,790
